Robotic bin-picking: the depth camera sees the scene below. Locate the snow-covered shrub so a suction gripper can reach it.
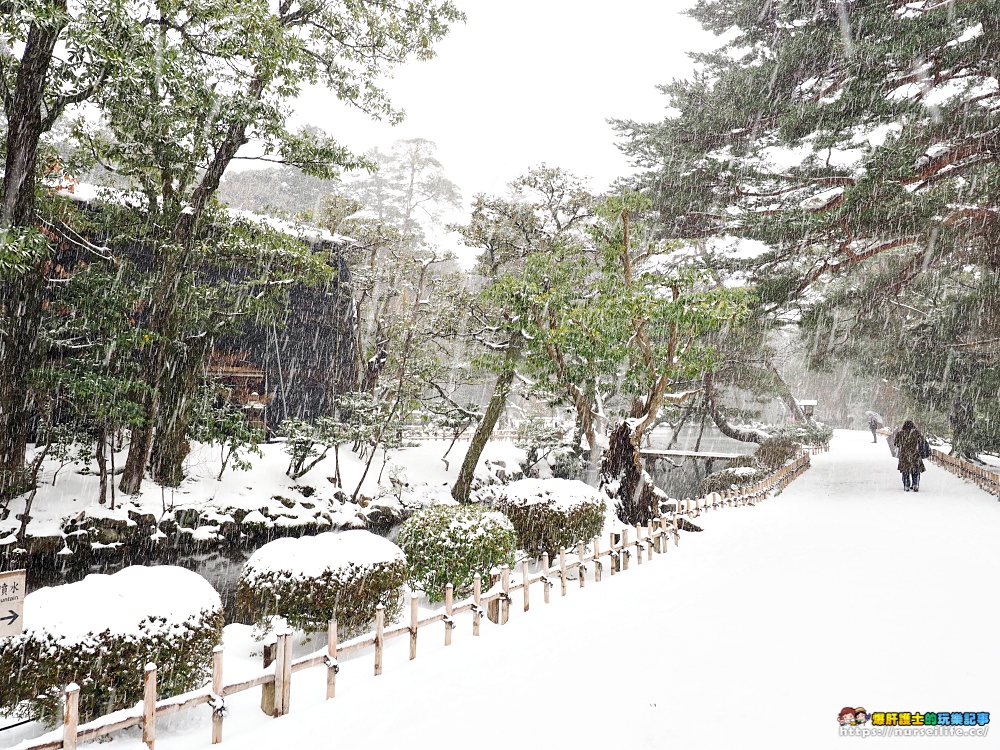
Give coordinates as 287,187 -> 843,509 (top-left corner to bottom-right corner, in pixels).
754,435 -> 801,469
234,530 -> 407,637
0,567 -> 222,725
775,421 -> 833,446
699,465 -> 763,495
396,504 -> 516,602
493,478 -> 606,559
516,419 -> 584,480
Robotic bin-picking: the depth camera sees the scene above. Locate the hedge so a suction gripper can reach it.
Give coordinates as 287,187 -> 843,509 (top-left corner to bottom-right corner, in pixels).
397,504 -> 516,602
0,566 -> 223,725
234,530 -> 407,637
493,478 -> 606,559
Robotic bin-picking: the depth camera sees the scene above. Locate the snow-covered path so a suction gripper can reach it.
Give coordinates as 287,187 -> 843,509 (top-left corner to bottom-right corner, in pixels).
15,430 -> 1000,750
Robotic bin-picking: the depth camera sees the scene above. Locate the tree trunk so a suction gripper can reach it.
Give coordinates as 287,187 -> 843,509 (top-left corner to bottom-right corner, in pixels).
96,427 -> 109,504
451,333 -> 523,502
0,8 -> 66,497
768,364 -> 809,422
120,106 -> 255,494
949,396 -> 977,460
703,371 -> 766,444
120,418 -> 153,495
599,422 -> 658,526
149,333 -> 212,486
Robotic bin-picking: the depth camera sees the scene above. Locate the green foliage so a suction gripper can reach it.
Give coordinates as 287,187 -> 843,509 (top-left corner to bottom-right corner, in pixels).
396,504 -> 516,602
189,389 -> 265,480
515,418 -> 579,478
754,436 -> 802,471
0,602 -> 222,725
773,421 -> 833,446
0,226 -> 52,277
699,465 -> 763,496
494,479 -> 607,560
234,534 -> 408,636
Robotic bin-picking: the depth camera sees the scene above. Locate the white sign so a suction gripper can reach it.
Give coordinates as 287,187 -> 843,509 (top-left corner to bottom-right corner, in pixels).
0,569 -> 25,638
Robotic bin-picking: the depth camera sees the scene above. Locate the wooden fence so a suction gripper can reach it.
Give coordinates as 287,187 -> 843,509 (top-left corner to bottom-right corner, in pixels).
929,449 -> 1000,497
14,452 -> 811,750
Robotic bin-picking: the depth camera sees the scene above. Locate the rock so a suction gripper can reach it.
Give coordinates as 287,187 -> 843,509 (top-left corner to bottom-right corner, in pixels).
25,533 -> 66,555
127,509 -> 157,528
173,508 -> 202,529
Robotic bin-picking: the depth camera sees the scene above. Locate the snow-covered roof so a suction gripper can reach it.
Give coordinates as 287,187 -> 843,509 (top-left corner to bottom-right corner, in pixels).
55,181 -> 354,247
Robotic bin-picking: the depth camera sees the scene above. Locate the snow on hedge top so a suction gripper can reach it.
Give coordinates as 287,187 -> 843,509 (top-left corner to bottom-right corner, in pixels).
499,478 -> 606,510
23,566 -> 221,644
242,530 -> 405,582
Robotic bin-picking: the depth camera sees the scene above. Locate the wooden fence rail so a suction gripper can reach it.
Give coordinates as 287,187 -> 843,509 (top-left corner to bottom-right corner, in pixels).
929,449 -> 1000,497
14,452 -> 811,750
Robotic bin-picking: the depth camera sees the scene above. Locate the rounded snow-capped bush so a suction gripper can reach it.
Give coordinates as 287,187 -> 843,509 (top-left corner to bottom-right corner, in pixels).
698,465 -> 763,495
494,478 -> 607,559
0,566 -> 222,725
234,530 -> 407,636
754,435 -> 801,469
397,504 -> 516,602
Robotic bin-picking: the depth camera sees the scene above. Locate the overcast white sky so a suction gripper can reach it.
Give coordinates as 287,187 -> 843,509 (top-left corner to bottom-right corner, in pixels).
290,0 -> 719,203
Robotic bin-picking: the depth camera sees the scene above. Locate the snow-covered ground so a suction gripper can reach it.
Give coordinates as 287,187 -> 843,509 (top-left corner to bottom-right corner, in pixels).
4,429 -> 998,749
0,436 -> 527,546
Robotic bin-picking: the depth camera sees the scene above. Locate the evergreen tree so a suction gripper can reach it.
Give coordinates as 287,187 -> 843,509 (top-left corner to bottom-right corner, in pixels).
74,0 -> 462,493
616,0 -> 1000,455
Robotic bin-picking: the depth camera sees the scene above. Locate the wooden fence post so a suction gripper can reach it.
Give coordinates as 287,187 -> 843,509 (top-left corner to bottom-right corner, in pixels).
63,683 -> 80,750
272,632 -> 287,717
142,664 -> 156,750
487,570 -> 501,623
634,525 -> 643,566
374,605 -> 385,675
261,638 -> 276,715
281,630 -> 292,715
621,528 -> 630,571
521,560 -> 531,611
211,646 -> 224,744
409,594 -> 419,659
608,532 -> 619,575
576,542 -> 586,588
593,537 -> 602,582
327,620 -> 338,699
541,553 -> 551,604
473,574 -> 482,636
558,548 -> 567,596
444,584 -> 454,646
500,565 -> 511,624
646,521 -> 655,559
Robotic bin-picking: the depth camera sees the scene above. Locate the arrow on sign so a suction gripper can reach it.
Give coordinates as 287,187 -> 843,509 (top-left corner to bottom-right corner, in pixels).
0,610 -> 18,626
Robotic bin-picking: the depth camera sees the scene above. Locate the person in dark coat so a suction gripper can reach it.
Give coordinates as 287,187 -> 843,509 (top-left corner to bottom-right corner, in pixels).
868,415 -> 879,443
893,420 -> 926,492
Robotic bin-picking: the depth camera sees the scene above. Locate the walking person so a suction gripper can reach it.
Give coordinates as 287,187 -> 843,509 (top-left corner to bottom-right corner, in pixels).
893,420 -> 926,492
868,415 -> 879,443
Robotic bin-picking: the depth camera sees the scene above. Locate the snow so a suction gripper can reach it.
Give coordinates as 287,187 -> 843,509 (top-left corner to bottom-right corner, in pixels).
0,438 -> 527,551
20,566 -> 221,644
241,530 -> 404,582
4,431 -> 999,749
225,208 -> 352,247
497,477 -> 605,510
